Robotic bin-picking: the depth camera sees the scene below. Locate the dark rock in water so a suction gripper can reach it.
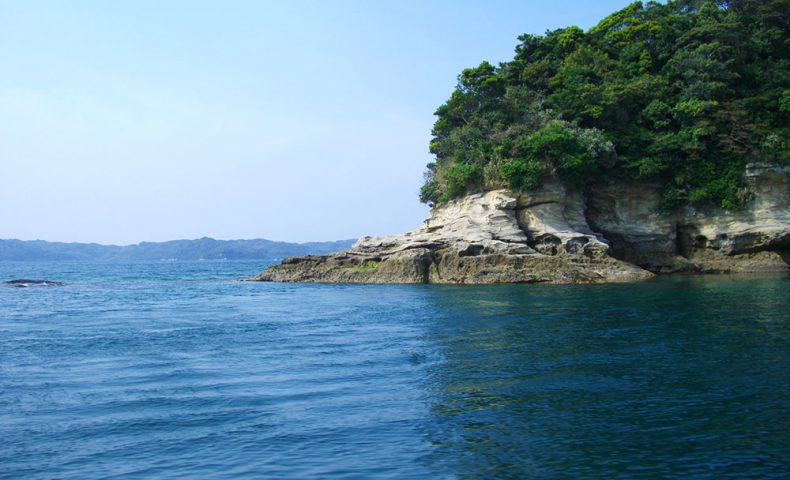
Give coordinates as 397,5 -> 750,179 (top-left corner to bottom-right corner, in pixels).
5,279 -> 65,287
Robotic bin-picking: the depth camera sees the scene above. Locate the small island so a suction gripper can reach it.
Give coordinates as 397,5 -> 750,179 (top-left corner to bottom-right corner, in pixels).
252,1 -> 789,284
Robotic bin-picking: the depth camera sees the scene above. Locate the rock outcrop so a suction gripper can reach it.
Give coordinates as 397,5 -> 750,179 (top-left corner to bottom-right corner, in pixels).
249,163 -> 789,284
250,184 -> 651,284
676,163 -> 790,272
587,162 -> 790,273
586,182 -> 694,272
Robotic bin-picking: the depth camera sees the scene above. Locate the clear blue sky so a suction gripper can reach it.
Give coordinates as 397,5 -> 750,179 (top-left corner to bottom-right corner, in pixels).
1,0 -> 636,244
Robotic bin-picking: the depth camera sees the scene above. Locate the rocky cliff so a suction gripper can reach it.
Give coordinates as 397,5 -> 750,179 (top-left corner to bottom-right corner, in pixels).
588,163 -> 790,273
249,163 -> 789,284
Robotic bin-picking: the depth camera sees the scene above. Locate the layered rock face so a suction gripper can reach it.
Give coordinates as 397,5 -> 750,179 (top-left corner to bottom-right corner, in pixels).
250,183 -> 651,284
587,163 -> 790,273
250,163 -> 789,284
586,182 -> 692,272
676,163 -> 790,272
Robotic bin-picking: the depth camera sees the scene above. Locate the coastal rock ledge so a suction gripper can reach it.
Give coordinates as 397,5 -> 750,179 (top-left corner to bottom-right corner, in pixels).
249,163 -> 789,284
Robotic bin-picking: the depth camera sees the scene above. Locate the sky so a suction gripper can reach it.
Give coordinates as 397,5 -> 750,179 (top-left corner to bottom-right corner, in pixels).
1,0 -> 636,245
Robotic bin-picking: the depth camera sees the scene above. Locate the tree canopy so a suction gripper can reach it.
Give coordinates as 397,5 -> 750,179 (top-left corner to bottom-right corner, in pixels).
421,0 -> 789,210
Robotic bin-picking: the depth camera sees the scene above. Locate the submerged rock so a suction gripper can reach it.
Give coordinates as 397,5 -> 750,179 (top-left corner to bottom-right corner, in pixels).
5,279 -> 65,287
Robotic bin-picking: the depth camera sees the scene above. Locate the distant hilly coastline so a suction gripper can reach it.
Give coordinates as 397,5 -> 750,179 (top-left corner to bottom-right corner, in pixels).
0,237 -> 356,262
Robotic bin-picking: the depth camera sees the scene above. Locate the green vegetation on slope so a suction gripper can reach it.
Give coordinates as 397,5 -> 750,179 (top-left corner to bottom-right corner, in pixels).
421,0 -> 789,210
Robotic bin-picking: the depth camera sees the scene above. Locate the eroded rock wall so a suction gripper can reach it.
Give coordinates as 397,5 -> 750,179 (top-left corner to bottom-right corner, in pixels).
516,179 -> 609,258
250,164 -> 789,284
586,182 -> 692,272
676,163 -> 790,272
251,188 -> 651,284
584,163 -> 789,273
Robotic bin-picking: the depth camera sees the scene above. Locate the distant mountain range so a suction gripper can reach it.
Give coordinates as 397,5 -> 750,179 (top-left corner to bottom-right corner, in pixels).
0,237 -> 356,262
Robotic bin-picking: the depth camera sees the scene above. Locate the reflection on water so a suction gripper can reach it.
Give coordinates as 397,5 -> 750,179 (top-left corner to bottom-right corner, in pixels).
419,276 -> 790,478
1,262 -> 788,478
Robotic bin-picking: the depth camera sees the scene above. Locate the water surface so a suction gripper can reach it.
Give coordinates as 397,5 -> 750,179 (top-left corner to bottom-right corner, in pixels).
1,261 -> 788,478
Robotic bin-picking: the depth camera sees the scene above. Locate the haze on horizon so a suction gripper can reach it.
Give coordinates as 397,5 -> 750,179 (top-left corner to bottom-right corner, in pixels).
1,0 -> 635,245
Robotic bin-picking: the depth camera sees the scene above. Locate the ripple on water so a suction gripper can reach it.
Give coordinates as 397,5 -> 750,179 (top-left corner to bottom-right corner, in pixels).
1,262 -> 789,478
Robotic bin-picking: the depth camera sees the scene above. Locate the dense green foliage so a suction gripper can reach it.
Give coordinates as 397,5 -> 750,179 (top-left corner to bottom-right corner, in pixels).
421,0 -> 790,209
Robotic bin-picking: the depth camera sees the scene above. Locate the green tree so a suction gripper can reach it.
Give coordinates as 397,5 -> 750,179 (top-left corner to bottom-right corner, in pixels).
421,0 -> 789,209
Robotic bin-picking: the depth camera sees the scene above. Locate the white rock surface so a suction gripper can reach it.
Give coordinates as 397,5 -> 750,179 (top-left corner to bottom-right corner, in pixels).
515,179 -> 609,257
353,184 -> 608,258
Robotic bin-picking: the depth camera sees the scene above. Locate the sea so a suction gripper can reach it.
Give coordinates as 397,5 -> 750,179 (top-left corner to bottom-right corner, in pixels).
1,260 -> 789,479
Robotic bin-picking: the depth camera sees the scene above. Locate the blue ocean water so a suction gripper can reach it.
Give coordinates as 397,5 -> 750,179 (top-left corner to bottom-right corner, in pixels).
1,261 -> 788,479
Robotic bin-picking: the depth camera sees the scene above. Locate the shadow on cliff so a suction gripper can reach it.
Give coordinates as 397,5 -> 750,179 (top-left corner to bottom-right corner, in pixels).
779,250 -> 790,267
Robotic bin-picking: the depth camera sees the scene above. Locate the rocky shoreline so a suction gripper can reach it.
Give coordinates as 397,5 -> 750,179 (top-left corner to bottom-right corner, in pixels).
248,163 -> 789,284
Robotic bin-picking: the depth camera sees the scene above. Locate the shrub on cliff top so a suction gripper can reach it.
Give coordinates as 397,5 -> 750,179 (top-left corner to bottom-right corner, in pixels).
421,0 -> 790,210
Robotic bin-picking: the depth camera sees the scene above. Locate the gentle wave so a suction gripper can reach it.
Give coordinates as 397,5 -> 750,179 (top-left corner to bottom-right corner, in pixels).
1,262 -> 789,478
